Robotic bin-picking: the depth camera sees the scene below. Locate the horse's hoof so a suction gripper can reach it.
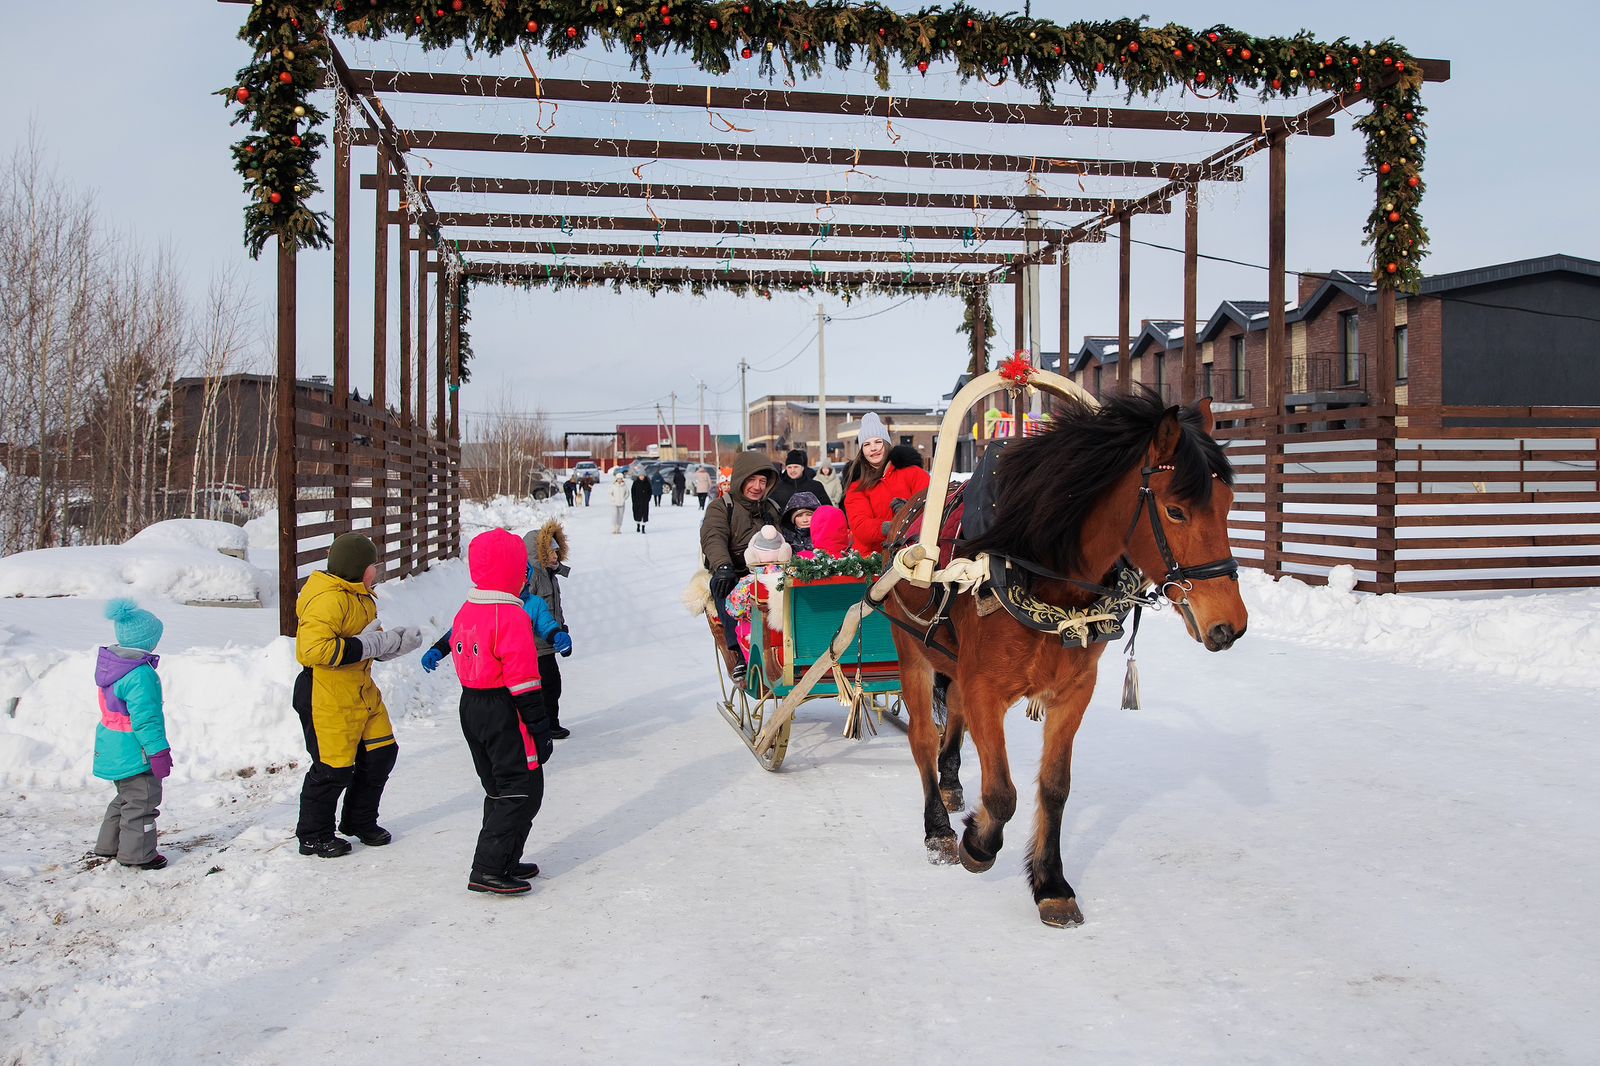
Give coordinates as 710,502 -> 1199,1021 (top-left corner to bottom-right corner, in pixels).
925,835 -> 958,865
956,834 -> 996,874
940,786 -> 965,813
1038,898 -> 1085,928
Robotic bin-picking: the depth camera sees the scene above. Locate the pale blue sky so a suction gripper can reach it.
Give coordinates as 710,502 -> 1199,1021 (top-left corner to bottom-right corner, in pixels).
3,1 -> 1594,437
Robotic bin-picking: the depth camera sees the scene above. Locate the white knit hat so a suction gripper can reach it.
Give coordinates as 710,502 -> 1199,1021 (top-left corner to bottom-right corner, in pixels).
744,524 -> 793,567
857,412 -> 889,446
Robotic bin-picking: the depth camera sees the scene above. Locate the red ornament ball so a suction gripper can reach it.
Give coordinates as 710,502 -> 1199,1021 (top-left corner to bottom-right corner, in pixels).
917,60 -> 929,73
1405,111 -> 1415,121
1386,263 -> 1398,274
1127,41 -> 1139,53
1000,55 -> 1009,66
1186,42 -> 1195,53
878,27 -> 886,37
633,32 -> 642,42
452,0 -> 462,10
742,4 -> 751,12
742,47 -> 753,58
1407,176 -> 1420,188
1272,78 -> 1282,90
1383,56 -> 1394,66
269,192 -> 283,204
279,72 -> 293,84
1351,56 -> 1360,66
1207,32 -> 1218,43
661,14 -> 670,24
1225,47 -> 1234,56
801,40 -> 811,50
435,8 -> 445,16
1388,210 -> 1401,222
1054,45 -> 1061,56
1195,71 -> 1206,83
290,135 -> 302,147
1323,55 -> 1333,66
1395,61 -> 1406,72
708,18 -> 718,30
235,87 -> 250,103
965,18 -> 974,28
1095,61 -> 1104,73
566,26 -> 578,37
1379,162 -> 1392,174
1172,49 -> 1182,59
414,14 -> 422,24
244,144 -> 257,154
526,19 -> 538,32
659,4 -> 668,13
1240,47 -> 1251,60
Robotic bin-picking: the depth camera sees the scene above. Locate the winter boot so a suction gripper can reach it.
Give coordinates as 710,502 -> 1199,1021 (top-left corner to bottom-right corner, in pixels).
509,861 -> 541,879
120,853 -> 169,871
299,836 -> 354,858
339,824 -> 393,847
468,869 -> 532,895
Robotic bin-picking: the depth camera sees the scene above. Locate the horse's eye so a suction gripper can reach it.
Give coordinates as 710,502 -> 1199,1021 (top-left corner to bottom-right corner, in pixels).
1165,505 -> 1187,522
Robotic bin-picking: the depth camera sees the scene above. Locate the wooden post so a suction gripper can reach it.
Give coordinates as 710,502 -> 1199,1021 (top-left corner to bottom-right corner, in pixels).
332,93 -> 352,529
1118,215 -> 1132,392
1374,282 -> 1399,593
449,274 -> 461,440
398,216 -> 412,422
276,240 -> 298,637
1182,184 -> 1199,404
372,143 -> 388,410
1264,133 -> 1289,578
415,246 -> 429,573
1058,248 -> 1070,378
435,268 -> 447,440
417,246 -> 429,438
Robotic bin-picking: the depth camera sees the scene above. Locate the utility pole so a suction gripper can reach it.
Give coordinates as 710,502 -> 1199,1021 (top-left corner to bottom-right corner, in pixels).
670,391 -> 679,462
696,380 -> 706,462
738,358 -> 749,451
816,303 -> 828,465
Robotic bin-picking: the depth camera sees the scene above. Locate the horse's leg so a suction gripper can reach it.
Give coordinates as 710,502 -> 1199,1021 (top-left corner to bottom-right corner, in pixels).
935,675 -> 966,813
1027,678 -> 1094,928
956,675 -> 1017,874
901,650 -> 957,864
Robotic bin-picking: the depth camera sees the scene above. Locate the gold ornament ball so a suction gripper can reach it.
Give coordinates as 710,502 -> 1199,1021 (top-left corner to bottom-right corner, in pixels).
293,184 -> 302,193
294,105 -> 306,117
1408,136 -> 1418,145
284,49 -> 295,60
1290,68 -> 1300,77
1029,32 -> 1037,40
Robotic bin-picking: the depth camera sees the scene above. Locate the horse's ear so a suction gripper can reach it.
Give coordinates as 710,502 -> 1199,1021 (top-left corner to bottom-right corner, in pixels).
1152,405 -> 1183,464
1197,396 -> 1217,436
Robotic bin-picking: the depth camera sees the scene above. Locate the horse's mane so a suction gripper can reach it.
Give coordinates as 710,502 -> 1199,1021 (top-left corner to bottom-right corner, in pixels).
960,389 -> 1234,576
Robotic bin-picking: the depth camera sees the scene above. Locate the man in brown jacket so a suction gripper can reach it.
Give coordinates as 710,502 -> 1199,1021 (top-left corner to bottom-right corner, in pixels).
699,450 -> 782,680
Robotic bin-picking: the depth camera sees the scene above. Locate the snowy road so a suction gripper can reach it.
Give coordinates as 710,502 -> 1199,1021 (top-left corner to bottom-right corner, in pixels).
2,496 -> 1596,1064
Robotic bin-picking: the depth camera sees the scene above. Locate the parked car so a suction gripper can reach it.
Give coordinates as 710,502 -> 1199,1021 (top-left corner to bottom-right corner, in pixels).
572,461 -> 601,484
528,468 -> 561,501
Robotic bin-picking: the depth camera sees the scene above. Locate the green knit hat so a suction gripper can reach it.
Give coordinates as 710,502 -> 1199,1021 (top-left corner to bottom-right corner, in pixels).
327,533 -> 378,583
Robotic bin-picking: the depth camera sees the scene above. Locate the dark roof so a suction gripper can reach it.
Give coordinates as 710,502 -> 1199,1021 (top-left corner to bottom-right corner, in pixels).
1129,319 -> 1186,358
1419,253 -> 1600,294
1198,300 -> 1275,342
1070,336 -> 1120,372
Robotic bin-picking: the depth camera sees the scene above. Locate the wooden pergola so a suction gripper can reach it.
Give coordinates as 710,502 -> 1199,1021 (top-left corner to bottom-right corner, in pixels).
262,14 -> 1447,632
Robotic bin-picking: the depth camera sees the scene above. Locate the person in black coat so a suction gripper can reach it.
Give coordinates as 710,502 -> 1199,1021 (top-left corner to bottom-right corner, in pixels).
671,467 -> 688,507
769,448 -> 830,513
630,473 -> 653,533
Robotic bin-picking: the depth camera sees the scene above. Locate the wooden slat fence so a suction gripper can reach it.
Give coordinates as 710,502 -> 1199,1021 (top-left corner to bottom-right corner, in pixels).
1213,404 -> 1600,593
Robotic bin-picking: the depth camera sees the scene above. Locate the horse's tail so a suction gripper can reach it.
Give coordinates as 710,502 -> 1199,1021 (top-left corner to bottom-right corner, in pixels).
682,569 -> 715,616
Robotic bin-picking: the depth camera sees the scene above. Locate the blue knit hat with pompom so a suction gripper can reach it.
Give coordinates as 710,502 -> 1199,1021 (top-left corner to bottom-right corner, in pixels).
106,598 -> 164,653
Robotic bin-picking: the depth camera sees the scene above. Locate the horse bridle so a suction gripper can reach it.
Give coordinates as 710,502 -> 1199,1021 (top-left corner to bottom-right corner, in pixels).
1123,463 -> 1239,634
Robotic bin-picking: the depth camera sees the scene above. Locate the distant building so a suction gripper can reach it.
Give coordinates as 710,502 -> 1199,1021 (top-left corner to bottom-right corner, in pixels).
613,423 -> 715,461
747,394 -> 931,461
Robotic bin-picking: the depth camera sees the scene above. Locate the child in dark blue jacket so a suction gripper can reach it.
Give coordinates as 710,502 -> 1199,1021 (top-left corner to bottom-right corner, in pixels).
422,564 -> 573,673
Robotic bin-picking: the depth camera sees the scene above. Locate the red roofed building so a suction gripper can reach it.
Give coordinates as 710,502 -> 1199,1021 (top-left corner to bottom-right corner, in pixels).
614,423 -> 716,461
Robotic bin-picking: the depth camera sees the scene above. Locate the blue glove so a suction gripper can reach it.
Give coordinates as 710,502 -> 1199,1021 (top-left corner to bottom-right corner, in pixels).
420,647 -> 444,673
552,630 -> 573,657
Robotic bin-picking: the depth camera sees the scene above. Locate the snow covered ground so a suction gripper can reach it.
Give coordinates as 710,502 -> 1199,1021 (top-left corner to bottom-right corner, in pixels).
1,496 -> 1596,1063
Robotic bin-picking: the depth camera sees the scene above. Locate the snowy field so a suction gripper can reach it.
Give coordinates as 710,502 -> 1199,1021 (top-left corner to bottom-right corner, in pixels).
1,496 -> 1596,1063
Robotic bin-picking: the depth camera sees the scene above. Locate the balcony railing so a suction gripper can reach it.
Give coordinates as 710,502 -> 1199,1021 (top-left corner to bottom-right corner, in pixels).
1198,366 -> 1252,403
1293,352 -> 1368,395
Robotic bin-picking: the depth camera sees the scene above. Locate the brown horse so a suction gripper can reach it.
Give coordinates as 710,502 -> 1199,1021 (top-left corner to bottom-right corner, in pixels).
884,391 -> 1247,927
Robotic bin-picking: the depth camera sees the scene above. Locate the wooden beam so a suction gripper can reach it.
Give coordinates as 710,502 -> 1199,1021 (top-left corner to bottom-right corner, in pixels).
417,247 -> 428,441
276,240 -> 297,638
1265,132 -> 1288,580
398,212 -> 412,421
1058,249 -> 1069,377
1182,183 -> 1199,405
332,90 -> 352,529
447,239 -> 1048,265
372,143 -> 389,409
448,273 -> 460,441
435,269 -> 447,440
359,175 -> 1167,216
1118,217 -> 1132,392
463,263 -> 980,288
350,127 -> 1245,181
1012,269 -> 1025,358
347,69 -> 1340,136
433,213 -> 1035,242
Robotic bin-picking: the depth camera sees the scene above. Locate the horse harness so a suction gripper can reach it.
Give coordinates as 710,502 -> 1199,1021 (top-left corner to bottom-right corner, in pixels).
874,462 -> 1240,656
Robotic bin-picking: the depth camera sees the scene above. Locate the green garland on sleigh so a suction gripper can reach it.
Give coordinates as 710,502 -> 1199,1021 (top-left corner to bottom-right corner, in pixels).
786,550 -> 885,583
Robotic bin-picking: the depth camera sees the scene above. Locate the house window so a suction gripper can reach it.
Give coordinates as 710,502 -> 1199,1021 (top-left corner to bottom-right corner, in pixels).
1093,366 -> 1102,396
1395,325 -> 1409,383
1231,336 -> 1246,400
1154,353 -> 1165,395
1340,311 -> 1361,384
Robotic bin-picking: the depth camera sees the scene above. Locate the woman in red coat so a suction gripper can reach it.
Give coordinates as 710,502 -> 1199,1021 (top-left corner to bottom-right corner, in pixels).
843,413 -> 930,555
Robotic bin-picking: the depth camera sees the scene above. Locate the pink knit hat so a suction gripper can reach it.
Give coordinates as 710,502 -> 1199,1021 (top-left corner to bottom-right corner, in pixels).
810,506 -> 849,556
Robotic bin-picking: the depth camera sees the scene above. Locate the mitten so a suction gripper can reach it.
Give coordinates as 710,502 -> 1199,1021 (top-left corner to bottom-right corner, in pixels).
420,647 -> 444,673
552,630 -> 573,657
710,565 -> 738,602
147,750 -> 173,780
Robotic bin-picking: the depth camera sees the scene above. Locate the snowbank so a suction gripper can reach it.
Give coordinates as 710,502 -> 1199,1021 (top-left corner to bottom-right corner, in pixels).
127,518 -> 249,555
1242,564 -> 1600,690
0,543 -> 262,602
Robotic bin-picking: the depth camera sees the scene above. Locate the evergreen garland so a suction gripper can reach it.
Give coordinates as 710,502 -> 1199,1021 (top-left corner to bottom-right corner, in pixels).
786,550 -> 885,582
222,3 -> 1430,287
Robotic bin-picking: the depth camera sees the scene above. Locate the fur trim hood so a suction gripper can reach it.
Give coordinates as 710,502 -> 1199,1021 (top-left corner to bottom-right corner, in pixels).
526,518 -> 568,570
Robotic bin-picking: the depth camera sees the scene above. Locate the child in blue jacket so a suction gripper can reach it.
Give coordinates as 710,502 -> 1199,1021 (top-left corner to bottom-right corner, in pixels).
93,599 -> 172,870
421,564 -> 573,673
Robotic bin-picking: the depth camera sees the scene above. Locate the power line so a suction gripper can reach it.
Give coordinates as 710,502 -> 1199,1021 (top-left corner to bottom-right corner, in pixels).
827,295 -> 919,322
749,330 -> 817,374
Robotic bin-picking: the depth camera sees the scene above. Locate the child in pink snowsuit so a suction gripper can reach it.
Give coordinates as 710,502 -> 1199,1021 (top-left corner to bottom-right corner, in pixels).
725,525 -> 792,661
450,528 -> 551,896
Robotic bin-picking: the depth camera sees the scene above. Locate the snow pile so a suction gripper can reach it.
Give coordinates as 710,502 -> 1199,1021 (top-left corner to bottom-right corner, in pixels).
0,543 -> 262,602
1242,564 -> 1600,690
461,495 -> 559,534
126,518 -> 249,555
